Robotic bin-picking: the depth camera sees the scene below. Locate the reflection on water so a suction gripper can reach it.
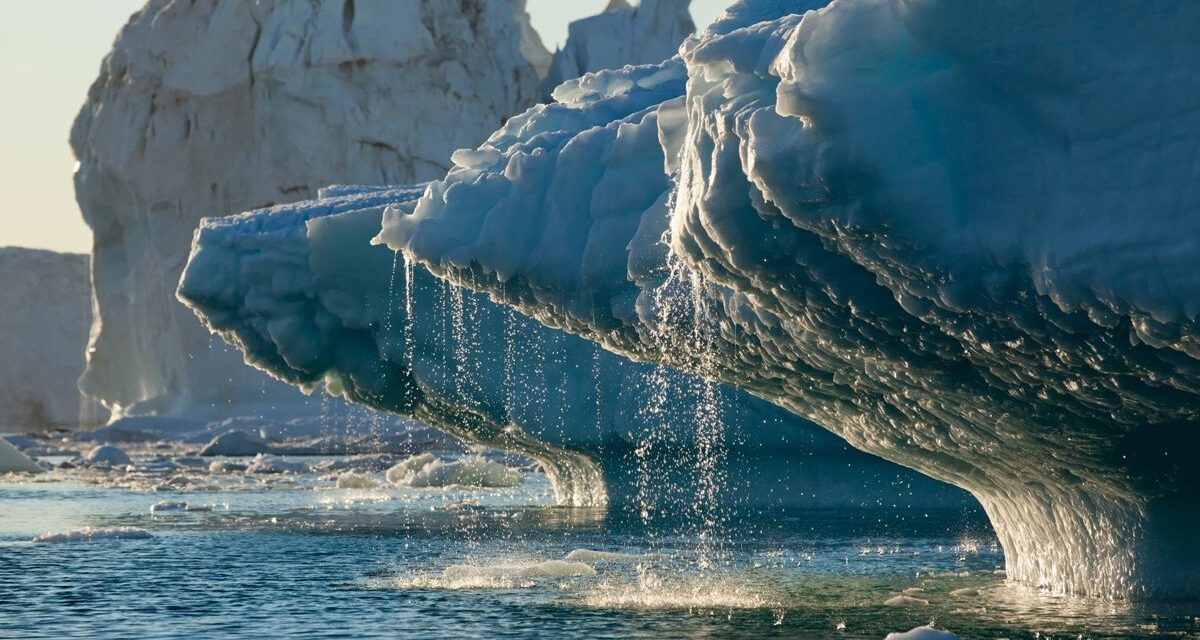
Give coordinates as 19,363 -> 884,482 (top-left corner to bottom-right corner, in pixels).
0,462 -> 1196,639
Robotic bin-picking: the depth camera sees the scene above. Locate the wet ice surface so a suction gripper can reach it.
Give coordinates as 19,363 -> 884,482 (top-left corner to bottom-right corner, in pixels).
1,453 -> 1196,639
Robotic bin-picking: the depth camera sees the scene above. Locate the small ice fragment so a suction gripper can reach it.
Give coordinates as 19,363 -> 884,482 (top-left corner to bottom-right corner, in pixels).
83,445 -> 130,467
884,626 -> 960,640
32,526 -> 152,543
199,429 -> 270,456
949,587 -> 979,597
884,595 -> 929,607
149,500 -> 188,514
336,472 -> 379,489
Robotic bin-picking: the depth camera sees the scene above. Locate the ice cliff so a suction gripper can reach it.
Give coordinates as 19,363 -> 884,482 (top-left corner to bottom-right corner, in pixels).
541,0 -> 694,96
0,248 -> 100,431
71,0 -> 542,419
178,185 -> 970,512
375,0 -> 1200,599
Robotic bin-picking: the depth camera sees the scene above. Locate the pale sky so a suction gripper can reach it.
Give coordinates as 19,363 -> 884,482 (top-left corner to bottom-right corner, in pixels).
0,1 -> 731,254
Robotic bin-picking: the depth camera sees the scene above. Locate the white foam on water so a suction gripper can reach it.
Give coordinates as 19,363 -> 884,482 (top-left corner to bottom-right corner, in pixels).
32,527 -> 153,544
576,570 -> 774,611
382,559 -> 597,591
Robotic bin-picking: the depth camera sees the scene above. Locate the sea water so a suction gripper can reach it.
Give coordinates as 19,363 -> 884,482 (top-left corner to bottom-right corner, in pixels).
1,456 -> 1196,639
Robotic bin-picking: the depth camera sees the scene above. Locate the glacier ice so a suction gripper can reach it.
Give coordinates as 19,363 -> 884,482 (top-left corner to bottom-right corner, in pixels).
541,0 -> 694,97
178,184 -> 970,512
0,248 -> 100,430
71,0 -> 709,424
71,0 -> 542,419
378,0 -> 1200,599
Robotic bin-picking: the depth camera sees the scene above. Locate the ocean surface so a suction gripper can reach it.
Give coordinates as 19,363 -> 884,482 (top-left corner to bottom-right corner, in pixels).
1,454 -> 1196,639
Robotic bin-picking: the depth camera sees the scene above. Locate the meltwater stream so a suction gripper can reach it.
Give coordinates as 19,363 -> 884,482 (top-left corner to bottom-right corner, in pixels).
2,450 -> 1197,639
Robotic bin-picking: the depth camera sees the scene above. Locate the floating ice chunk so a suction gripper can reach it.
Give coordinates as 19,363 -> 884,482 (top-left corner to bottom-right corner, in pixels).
199,429 -> 271,457
564,549 -> 663,564
32,527 -> 152,543
385,454 -> 437,485
209,460 -> 248,474
245,454 -> 307,475
149,501 -> 188,514
386,455 -> 522,489
883,595 -> 929,607
884,626 -> 960,640
949,587 -> 979,598
335,472 -> 380,490
82,445 -> 130,467
0,438 -> 43,474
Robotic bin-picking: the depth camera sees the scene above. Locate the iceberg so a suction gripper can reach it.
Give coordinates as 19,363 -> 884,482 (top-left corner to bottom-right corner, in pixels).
71,0 -> 704,424
0,248 -> 99,430
377,0 -> 1200,599
178,184 -> 970,511
0,438 -> 43,474
71,0 -> 543,419
541,0 -> 694,97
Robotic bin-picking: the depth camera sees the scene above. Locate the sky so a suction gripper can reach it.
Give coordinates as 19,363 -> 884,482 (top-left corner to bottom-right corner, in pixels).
0,1 -> 731,255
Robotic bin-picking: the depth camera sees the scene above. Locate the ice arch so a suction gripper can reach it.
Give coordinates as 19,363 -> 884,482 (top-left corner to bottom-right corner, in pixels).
381,0 -> 1200,599
179,184 -> 971,513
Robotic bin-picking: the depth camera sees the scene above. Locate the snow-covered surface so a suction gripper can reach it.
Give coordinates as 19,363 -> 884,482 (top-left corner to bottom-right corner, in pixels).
541,0 -> 694,97
370,0 -> 1200,599
0,248 -> 99,431
32,527 -> 153,544
0,438 -> 43,474
71,0 -> 542,420
178,185 -> 971,512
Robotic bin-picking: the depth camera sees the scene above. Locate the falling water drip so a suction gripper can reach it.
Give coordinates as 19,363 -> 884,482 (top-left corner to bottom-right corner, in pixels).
449,282 -> 468,406
403,253 -> 415,369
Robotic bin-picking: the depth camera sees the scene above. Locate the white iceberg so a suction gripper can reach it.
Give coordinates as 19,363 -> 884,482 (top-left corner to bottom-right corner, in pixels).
0,247 -> 100,431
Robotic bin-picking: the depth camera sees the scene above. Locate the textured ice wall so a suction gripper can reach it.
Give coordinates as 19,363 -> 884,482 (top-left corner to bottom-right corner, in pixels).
542,0 -> 694,96
179,186 -> 971,511
385,0 -> 1200,599
0,248 -> 102,431
71,0 -> 542,419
